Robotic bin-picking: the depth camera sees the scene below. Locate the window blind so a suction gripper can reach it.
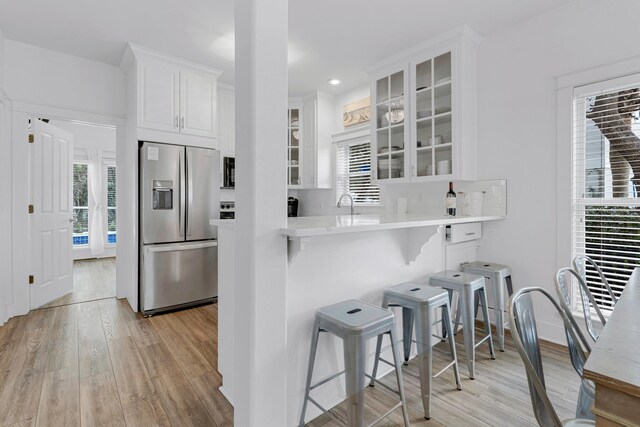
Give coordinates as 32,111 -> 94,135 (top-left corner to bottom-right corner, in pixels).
573,80 -> 640,311
336,140 -> 380,205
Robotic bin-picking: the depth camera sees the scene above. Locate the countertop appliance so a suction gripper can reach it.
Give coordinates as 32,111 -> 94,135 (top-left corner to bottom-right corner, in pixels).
223,156 -> 235,189
220,201 -> 235,219
288,197 -> 299,217
139,141 -> 220,316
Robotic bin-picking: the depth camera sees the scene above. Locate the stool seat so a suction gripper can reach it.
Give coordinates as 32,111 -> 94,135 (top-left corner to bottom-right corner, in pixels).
429,270 -> 486,291
384,282 -> 449,306
317,299 -> 394,337
463,261 -> 511,276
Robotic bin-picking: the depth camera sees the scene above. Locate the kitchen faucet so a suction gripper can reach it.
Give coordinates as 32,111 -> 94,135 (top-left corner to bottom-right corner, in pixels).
337,194 -> 355,216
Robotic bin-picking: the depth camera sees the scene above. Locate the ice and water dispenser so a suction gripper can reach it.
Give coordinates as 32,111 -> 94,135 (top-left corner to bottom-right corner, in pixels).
152,180 -> 173,210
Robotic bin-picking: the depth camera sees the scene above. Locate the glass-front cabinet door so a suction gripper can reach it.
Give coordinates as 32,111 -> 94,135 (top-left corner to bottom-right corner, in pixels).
372,66 -> 410,182
413,51 -> 453,179
287,107 -> 302,187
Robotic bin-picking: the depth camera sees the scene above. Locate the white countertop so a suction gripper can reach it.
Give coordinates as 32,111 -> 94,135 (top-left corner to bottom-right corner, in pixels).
281,213 -> 504,238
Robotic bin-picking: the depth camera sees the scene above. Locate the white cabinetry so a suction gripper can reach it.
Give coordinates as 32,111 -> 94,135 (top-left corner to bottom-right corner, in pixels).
123,43 -> 222,148
286,91 -> 334,189
369,26 -> 480,183
302,91 -> 334,189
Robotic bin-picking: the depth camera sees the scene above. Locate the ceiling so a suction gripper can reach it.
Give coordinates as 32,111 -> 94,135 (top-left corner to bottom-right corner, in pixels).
0,0 -> 574,96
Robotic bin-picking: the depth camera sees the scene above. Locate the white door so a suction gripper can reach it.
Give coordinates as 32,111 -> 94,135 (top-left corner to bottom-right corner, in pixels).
30,120 -> 74,309
138,57 -> 181,133
180,69 -> 217,138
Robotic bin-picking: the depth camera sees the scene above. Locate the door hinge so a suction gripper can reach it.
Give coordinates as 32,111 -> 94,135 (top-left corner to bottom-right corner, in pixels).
28,275 -> 34,285
28,204 -> 34,214
28,134 -> 34,143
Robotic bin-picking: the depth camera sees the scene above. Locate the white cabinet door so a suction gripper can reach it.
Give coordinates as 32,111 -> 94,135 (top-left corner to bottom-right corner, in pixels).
180,69 -> 217,138
138,57 -> 180,133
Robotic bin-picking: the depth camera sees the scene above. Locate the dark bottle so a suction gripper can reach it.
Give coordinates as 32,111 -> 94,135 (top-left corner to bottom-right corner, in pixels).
446,181 -> 456,216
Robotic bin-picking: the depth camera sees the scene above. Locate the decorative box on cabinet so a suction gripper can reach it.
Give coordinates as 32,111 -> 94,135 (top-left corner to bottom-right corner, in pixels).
368,26 -> 480,184
121,43 -> 222,148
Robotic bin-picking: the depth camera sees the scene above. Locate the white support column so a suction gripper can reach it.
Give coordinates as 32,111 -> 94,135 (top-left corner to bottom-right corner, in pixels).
234,0 -> 289,426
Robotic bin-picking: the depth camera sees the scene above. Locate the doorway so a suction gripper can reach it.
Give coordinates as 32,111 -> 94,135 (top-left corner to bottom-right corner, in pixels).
31,119 -> 118,310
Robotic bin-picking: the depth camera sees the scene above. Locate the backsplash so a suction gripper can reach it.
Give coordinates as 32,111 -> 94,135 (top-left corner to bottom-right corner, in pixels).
295,179 -> 507,217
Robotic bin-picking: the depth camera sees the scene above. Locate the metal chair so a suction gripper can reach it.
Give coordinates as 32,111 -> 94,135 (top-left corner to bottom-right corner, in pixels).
555,267 -> 607,342
508,287 -> 595,427
369,283 -> 462,420
299,299 -> 410,427
573,255 -> 618,312
554,268 -> 598,420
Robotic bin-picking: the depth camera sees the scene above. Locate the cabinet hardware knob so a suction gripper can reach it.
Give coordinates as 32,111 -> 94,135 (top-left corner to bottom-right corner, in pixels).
181,117 -> 185,129
175,116 -> 179,128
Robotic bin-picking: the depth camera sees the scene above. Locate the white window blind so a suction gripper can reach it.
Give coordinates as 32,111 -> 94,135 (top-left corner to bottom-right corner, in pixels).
336,140 -> 380,205
573,79 -> 640,310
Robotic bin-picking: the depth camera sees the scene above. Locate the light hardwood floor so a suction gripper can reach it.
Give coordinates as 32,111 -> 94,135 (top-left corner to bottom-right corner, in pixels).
0,300 -> 232,427
0,300 -> 580,427
41,258 -> 116,309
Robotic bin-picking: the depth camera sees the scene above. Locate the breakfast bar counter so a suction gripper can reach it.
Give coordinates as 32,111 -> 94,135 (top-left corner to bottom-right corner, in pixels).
584,267 -> 640,426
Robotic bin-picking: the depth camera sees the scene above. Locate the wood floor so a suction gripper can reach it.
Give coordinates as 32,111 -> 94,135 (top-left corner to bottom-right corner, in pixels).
0,298 -> 580,427
41,258 -> 116,309
305,327 -> 581,427
0,299 -> 232,427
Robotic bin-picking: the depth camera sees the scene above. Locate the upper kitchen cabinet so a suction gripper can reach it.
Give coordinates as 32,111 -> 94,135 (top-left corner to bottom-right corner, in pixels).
121,43 -> 222,149
369,26 -> 480,183
286,91 -> 334,190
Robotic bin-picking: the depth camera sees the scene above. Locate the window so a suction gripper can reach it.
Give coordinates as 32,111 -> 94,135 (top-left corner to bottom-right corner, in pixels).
73,163 -> 89,245
106,165 -> 116,244
573,80 -> 640,311
336,139 -> 380,205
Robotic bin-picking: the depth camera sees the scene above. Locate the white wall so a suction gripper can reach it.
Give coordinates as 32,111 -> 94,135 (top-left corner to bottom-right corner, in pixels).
0,26 -> 5,86
4,40 -> 125,117
475,0 -> 640,343
6,41 -> 126,319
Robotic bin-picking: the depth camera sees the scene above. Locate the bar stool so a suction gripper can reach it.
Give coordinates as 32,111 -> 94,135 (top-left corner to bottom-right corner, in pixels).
369,283 -> 462,420
299,299 -> 410,427
462,261 -> 514,352
429,271 -> 495,379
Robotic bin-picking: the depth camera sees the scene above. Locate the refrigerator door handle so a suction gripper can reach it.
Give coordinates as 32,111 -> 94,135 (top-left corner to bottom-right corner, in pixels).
145,240 -> 218,253
187,150 -> 194,237
179,149 -> 186,236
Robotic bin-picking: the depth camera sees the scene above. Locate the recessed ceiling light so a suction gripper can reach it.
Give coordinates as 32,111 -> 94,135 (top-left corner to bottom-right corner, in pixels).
328,78 -> 341,85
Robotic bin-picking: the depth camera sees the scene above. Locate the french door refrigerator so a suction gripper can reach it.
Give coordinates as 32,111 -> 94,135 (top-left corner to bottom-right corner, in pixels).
139,141 -> 220,316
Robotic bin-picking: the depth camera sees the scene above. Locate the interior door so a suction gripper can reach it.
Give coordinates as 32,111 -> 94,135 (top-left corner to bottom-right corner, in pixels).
30,119 -> 74,309
180,69 -> 217,138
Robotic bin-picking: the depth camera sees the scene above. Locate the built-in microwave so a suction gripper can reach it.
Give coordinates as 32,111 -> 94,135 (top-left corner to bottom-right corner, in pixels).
223,157 -> 235,189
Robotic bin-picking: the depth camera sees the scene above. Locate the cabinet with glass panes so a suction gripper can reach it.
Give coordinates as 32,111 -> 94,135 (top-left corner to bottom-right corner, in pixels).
287,106 -> 302,188
369,27 -> 479,183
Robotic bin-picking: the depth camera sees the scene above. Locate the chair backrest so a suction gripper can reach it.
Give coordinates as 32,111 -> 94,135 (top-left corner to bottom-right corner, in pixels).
556,267 -> 607,342
573,255 -> 618,306
553,269 -> 593,378
509,287 -> 590,427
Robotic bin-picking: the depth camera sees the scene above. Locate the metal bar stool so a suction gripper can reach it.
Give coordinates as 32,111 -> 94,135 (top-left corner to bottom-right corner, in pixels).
462,261 -> 514,351
429,271 -> 495,379
369,283 -> 462,420
299,299 -> 410,427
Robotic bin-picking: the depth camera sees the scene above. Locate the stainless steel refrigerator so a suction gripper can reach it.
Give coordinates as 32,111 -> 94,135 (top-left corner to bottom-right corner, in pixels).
139,141 -> 220,316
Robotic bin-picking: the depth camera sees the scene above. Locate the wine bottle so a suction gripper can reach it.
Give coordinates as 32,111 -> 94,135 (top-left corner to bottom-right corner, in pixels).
446,181 -> 456,216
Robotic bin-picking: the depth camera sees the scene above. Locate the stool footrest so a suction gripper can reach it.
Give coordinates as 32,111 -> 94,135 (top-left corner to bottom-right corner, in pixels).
306,396 -> 344,426
377,357 -> 395,368
433,360 -> 456,378
474,334 -> 492,349
366,403 -> 403,427
310,370 -> 345,391
366,373 -> 401,397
